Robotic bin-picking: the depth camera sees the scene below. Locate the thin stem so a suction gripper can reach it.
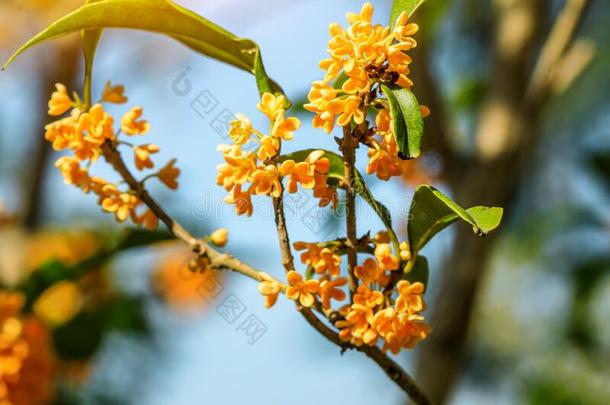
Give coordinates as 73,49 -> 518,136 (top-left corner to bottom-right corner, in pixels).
342,125 -> 359,298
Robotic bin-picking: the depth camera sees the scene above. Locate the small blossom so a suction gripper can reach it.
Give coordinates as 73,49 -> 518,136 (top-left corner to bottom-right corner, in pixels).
257,92 -> 287,121
271,112 -> 300,141
354,258 -> 389,286
257,135 -> 280,161
133,208 -> 158,230
374,243 -> 400,271
81,103 -> 115,145
258,272 -> 281,309
121,106 -> 149,135
224,184 -> 253,216
319,277 -> 347,310
158,159 -> 180,190
48,83 -> 72,116
293,242 -> 342,278
101,81 -> 128,104
395,280 -> 425,314
285,270 -> 319,308
133,144 -> 160,171
228,113 -> 253,145
250,165 -> 282,198
210,228 -> 229,247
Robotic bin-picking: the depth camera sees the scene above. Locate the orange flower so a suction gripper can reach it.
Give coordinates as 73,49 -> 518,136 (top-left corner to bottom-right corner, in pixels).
395,280 -> 425,314
228,113 -> 253,145
121,106 -> 149,135
374,243 -> 399,271
367,141 -> 403,181
280,150 -> 329,193
100,184 -> 140,222
257,92 -> 287,121
271,112 -> 300,141
337,303 -> 378,345
374,308 -> 430,354
285,270 -> 319,307
224,185 -> 253,216
133,143 -> 160,171
354,258 -> 389,286
257,135 -> 280,161
158,159 -> 180,190
81,103 -> 115,145
216,145 -> 256,191
48,83 -> 72,116
54,156 -> 90,190
101,81 -> 128,104
250,165 -> 282,198
293,242 -> 342,278
353,284 -> 384,309
258,272 -> 281,309
0,292 -> 55,405
304,81 -> 339,134
319,277 -> 347,310
132,208 -> 158,230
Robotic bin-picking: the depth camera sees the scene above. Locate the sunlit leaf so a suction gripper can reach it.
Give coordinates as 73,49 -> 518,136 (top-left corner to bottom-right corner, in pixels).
408,185 -> 503,254
390,0 -> 427,29
3,0 -> 285,97
381,84 -> 424,160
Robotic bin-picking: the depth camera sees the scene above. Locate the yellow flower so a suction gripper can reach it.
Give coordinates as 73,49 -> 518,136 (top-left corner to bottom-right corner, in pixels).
257,135 -> 280,161
337,303 -> 378,345
367,141 -> 403,181
293,242 -> 342,278
158,159 -> 180,190
228,113 -> 253,145
48,83 -> 72,116
224,184 -> 253,216
216,145 -> 256,191
121,106 -> 149,136
101,80 -> 128,104
271,112 -> 300,141
0,291 -> 55,405
285,270 -> 319,307
80,103 -> 115,145
319,277 -> 347,310
100,184 -> 140,222
374,308 -> 430,354
54,156 -> 90,190
210,228 -> 229,247
353,284 -> 384,308
399,241 -> 411,261
279,150 -> 330,194
44,116 -> 79,151
133,143 -> 160,171
395,280 -> 425,314
374,243 -> 399,271
257,92 -> 287,121
250,165 -> 282,198
257,272 -> 281,309
304,81 -> 339,134
354,257 -> 389,286
335,95 -> 365,127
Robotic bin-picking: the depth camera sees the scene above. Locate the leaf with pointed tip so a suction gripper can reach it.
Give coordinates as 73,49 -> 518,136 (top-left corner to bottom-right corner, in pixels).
279,149 -> 398,247
408,185 -> 503,255
390,0 -> 427,29
381,84 -> 424,160
3,0 -> 285,98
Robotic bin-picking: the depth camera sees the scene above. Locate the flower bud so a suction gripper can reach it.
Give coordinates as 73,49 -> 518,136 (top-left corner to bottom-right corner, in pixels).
210,228 -> 229,247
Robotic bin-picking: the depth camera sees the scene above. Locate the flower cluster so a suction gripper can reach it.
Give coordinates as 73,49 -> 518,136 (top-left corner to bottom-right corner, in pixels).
45,82 -> 180,229
0,292 -> 55,405
305,3 -> 430,181
216,93 -> 337,216
258,231 -> 429,354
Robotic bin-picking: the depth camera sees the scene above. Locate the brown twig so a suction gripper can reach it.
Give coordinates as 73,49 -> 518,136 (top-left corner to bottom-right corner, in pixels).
341,125 -> 359,297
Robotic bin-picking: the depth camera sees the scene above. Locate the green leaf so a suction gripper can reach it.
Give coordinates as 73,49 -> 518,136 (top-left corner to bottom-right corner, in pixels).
390,0 -> 427,29
53,312 -> 103,359
3,0 -> 285,98
81,0 -> 103,107
408,185 -> 503,254
279,149 -> 399,247
381,84 -> 424,160
403,255 -> 429,291
333,72 -> 349,90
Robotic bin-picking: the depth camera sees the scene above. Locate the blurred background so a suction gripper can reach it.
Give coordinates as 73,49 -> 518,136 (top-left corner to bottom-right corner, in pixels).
0,0 -> 609,404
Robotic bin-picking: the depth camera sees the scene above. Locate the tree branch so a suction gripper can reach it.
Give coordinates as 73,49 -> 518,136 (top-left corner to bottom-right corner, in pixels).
341,125 -> 359,297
